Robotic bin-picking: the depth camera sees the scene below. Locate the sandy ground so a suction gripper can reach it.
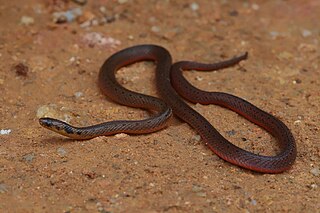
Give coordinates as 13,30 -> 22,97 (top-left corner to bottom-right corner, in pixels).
0,0 -> 319,212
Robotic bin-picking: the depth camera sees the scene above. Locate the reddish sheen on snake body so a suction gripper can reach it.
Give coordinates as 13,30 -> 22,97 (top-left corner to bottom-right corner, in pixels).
39,44 -> 297,173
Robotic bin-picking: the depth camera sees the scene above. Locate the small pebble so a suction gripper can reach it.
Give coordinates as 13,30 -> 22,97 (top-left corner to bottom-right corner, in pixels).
195,76 -> 203,81
190,2 -> 199,11
251,3 -> 259,10
115,133 -> 128,139
23,153 -> 35,163
309,183 -> 318,189
301,29 -> 312,37
269,31 -> 279,39
82,32 -> 121,48
293,79 -> 302,84
13,63 -> 29,77
250,199 -> 257,206
196,192 -> 207,197
229,10 -> 239,16
278,51 -> 293,60
192,185 -> 203,192
36,105 -> 71,123
0,129 -> 11,135
20,16 -> 34,25
293,120 -> 301,125
149,183 -> 155,187
151,26 -> 161,33
99,6 -> 107,14
57,147 -> 67,156
74,91 -> 83,98
226,130 -> 236,136
0,183 -> 8,193
310,167 -> 320,176
53,8 -> 83,23
191,134 -> 201,142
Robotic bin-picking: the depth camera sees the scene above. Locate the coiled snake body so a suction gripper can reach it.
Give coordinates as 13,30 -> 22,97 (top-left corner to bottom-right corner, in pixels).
39,45 -> 297,173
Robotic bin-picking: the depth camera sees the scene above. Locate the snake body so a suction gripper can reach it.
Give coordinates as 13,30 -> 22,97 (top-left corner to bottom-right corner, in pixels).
39,44 -> 297,173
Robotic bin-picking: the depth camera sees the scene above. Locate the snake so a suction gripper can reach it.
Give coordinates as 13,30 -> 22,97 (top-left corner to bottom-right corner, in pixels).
39,44 -> 297,173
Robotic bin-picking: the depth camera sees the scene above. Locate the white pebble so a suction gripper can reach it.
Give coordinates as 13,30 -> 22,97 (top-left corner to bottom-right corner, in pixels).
252,3 -> 259,10
69,56 -> 76,62
0,129 -> 11,135
269,31 -> 280,39
195,76 -> 203,81
190,2 -> 199,11
74,91 -> 83,98
57,147 -> 67,156
20,16 -> 34,25
115,133 -> 128,138
310,167 -> 320,176
293,120 -> 301,125
192,134 -> 201,142
251,199 -> 257,206
151,26 -> 161,33
301,29 -> 312,37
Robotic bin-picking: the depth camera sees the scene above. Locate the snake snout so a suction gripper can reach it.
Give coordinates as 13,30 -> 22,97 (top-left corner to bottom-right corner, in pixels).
39,117 -> 62,129
39,118 -> 52,127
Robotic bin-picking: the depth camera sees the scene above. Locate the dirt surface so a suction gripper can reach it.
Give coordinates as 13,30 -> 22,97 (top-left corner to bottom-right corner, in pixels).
0,0 -> 319,212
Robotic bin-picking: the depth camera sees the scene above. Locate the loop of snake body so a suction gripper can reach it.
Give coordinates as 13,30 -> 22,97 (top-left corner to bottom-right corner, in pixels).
39,44 -> 297,173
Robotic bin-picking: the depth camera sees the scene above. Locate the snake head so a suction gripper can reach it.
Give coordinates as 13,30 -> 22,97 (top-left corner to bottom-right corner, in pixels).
39,117 -> 74,136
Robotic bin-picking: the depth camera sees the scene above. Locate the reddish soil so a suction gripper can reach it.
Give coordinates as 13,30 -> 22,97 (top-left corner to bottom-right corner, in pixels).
0,0 -> 319,212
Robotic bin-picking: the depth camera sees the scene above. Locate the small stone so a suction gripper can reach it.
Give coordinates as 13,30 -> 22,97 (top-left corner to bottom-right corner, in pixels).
0,183 -> 8,193
151,26 -> 161,33
310,167 -> 320,176
0,129 -> 11,135
74,91 -> 83,98
115,133 -> 128,139
250,198 -> 257,206
192,185 -> 203,192
269,31 -> 279,39
82,32 -> 121,48
226,130 -> 236,136
20,16 -> 34,25
196,192 -> 207,197
36,104 -> 72,123
293,79 -> 302,84
293,120 -> 301,125
57,147 -> 67,156
192,135 -> 201,142
53,8 -> 83,24
301,29 -> 312,37
13,63 -> 29,77
309,183 -> 318,189
190,2 -> 199,11
195,76 -> 203,81
252,3 -> 259,10
229,10 -> 239,16
149,183 -> 155,187
277,51 -> 293,60
23,153 -> 35,163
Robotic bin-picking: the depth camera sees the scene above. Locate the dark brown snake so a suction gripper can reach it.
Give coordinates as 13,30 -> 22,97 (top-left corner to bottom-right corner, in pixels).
39,44 -> 297,173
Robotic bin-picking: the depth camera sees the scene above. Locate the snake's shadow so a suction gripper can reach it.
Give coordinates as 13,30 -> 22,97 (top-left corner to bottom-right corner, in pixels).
39,136 -> 90,146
